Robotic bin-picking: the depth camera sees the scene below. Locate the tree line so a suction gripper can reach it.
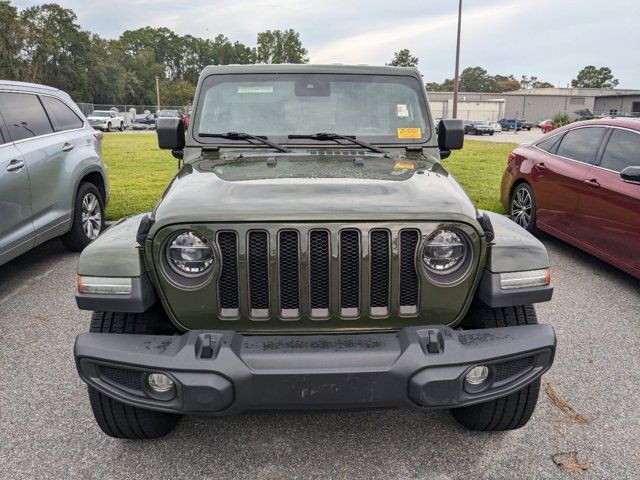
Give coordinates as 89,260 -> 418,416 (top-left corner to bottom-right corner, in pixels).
0,1 -> 309,106
388,49 -> 620,92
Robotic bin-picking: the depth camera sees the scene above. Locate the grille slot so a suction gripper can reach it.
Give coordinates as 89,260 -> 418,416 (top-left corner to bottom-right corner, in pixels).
247,230 -> 270,318
495,356 -> 534,381
217,231 -> 239,317
100,366 -> 143,391
399,230 -> 420,315
279,230 -> 300,318
339,229 -> 360,317
369,230 -> 390,316
309,230 -> 330,318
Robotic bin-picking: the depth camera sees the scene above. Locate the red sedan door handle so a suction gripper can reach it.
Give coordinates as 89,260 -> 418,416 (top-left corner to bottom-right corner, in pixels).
583,178 -> 600,188
534,162 -> 547,171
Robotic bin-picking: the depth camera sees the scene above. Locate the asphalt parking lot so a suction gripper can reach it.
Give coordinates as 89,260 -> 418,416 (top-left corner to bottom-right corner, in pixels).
0,234 -> 638,479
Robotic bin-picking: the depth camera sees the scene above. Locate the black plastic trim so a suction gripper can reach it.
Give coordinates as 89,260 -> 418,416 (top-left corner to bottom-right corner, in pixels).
476,269 -> 553,308
75,272 -> 158,313
74,323 -> 556,415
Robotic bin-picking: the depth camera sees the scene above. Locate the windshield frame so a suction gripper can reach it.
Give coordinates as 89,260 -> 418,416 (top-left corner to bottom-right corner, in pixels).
191,73 -> 433,148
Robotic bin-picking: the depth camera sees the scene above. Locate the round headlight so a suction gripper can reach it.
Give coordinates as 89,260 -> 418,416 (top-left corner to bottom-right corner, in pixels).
166,231 -> 214,276
423,229 -> 467,274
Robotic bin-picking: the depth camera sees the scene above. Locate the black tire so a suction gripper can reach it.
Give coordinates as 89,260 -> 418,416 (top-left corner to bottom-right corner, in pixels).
510,182 -> 537,233
451,301 -> 541,431
62,182 -> 105,252
106,122 -> 111,132
118,122 -> 124,131
87,306 -> 181,439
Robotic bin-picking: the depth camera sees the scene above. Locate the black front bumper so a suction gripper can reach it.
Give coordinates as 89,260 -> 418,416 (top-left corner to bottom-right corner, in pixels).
74,325 -> 555,415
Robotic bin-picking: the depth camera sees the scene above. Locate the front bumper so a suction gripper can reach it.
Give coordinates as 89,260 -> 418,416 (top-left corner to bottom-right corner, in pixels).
75,324 -> 555,415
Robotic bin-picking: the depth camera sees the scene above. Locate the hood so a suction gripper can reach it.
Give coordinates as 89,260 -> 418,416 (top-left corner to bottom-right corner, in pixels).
149,150 -> 479,233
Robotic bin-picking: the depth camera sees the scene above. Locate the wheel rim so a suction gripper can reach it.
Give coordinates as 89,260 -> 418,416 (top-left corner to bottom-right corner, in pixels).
81,193 -> 101,240
511,187 -> 533,228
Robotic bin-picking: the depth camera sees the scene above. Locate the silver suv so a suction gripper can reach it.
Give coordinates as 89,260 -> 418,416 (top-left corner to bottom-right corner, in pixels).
0,81 -> 109,265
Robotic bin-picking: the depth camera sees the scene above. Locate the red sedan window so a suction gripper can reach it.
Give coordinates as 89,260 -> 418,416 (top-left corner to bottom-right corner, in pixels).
556,127 -> 606,164
600,129 -> 640,172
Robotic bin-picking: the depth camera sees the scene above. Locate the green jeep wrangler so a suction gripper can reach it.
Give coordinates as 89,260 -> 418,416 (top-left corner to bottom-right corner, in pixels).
74,64 -> 555,439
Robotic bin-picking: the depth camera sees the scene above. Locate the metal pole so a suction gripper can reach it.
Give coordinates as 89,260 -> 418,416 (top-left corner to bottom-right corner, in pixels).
155,76 -> 161,111
452,0 -> 462,119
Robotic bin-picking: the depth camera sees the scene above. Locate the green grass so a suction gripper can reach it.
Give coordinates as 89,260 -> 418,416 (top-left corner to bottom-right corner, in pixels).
102,134 -> 516,220
103,133 -> 177,220
445,140 -> 515,214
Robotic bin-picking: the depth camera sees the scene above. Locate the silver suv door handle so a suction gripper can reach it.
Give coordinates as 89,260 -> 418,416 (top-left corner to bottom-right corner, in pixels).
6,159 -> 25,172
62,142 -> 75,152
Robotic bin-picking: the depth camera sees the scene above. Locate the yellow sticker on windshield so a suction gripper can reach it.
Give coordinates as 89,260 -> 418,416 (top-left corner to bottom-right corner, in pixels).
397,127 -> 421,139
394,161 -> 415,170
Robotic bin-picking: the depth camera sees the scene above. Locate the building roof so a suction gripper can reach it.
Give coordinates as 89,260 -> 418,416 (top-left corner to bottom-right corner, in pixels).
506,87 -> 640,97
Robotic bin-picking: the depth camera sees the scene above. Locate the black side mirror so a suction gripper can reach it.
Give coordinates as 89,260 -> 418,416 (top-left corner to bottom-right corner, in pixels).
438,119 -> 464,159
620,166 -> 640,184
157,117 -> 185,159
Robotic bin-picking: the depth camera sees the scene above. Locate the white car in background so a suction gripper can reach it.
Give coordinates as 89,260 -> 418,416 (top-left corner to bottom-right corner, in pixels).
86,110 -> 125,132
491,121 -> 502,132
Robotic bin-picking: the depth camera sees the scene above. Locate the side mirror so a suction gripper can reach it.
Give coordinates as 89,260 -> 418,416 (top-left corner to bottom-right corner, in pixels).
438,119 -> 464,159
157,117 -> 185,159
620,166 -> 640,184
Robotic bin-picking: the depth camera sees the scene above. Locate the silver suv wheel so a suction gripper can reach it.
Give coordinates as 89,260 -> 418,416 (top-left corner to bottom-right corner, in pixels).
81,193 -> 102,239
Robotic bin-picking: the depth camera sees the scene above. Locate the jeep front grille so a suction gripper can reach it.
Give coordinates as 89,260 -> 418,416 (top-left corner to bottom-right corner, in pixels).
216,226 -> 422,321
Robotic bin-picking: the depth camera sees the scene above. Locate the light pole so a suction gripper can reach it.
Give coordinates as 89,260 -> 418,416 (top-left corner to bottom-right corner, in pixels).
155,76 -> 161,111
452,0 -> 462,119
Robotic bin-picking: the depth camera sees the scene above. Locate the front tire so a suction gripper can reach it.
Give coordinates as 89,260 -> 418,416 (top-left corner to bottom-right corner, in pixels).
62,182 -> 105,251
451,301 -> 541,431
106,122 -> 111,132
87,307 -> 181,439
510,182 -> 537,232
118,122 -> 124,131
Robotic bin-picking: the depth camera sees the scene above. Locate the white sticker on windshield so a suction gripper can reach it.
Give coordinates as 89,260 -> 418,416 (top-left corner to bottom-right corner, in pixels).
237,86 -> 274,94
397,104 -> 409,118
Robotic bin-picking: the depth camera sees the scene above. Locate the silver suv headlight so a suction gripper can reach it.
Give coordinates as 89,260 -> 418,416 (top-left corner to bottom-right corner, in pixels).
422,229 -> 468,274
166,231 -> 214,276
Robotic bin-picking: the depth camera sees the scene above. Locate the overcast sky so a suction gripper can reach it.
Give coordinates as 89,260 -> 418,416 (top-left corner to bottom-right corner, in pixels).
12,0 -> 640,88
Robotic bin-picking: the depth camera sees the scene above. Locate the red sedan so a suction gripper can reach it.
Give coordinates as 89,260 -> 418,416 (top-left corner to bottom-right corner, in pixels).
501,118 -> 640,278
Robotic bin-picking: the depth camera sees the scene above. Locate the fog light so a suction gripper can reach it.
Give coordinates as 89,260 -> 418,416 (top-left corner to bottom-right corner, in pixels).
465,366 -> 489,385
147,373 -> 174,393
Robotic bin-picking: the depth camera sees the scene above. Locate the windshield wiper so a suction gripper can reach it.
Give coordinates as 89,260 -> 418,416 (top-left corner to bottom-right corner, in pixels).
288,133 -> 387,154
200,132 -> 292,153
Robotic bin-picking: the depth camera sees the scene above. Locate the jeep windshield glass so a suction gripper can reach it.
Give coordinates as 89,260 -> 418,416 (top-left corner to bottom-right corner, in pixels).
194,73 -> 430,145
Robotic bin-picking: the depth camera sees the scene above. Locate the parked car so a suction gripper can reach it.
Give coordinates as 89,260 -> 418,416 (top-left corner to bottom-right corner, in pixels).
74,64 -> 555,440
464,120 -> 494,135
86,109 -> 125,132
491,121 -> 502,133
0,81 -> 109,266
540,119 -> 554,134
133,112 -> 157,129
501,118 -> 640,278
499,118 -> 522,131
520,120 -> 533,131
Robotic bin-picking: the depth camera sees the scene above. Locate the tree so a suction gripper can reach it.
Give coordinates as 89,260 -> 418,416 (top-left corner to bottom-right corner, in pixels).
255,29 -> 308,64
571,66 -> 619,88
552,112 -> 571,129
459,66 -> 495,92
532,80 -> 554,89
0,0 -> 24,79
387,49 -> 418,68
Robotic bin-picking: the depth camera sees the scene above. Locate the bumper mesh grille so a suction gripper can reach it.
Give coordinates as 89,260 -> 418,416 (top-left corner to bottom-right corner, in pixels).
495,356 -> 534,381
100,366 -> 142,391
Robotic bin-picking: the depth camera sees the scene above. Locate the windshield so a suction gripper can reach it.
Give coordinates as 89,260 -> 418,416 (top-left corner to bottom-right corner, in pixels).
194,73 -> 431,145
158,110 -> 180,117
91,111 -> 112,117
474,121 -> 490,126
